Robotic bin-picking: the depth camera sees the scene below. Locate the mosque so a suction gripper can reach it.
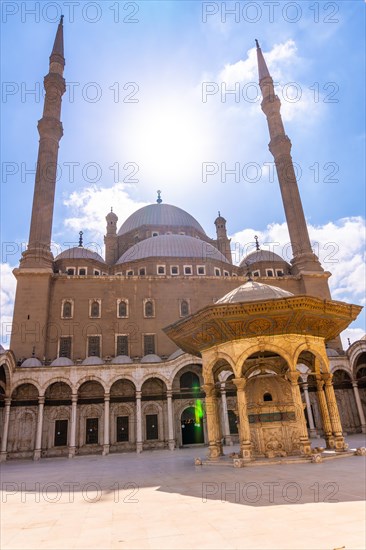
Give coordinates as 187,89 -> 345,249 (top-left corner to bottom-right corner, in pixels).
0,19 -> 365,461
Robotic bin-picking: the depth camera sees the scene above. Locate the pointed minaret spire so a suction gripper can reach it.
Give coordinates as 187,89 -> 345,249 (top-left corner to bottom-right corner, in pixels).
50,15 -> 64,63
255,40 -> 322,274
255,39 -> 270,81
20,19 -> 66,269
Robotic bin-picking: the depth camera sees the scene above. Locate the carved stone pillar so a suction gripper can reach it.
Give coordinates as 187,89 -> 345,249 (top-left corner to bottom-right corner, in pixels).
323,373 -> 347,451
0,398 -> 11,462
302,382 -> 317,437
352,381 -> 366,433
288,372 -> 311,455
166,390 -> 175,450
202,383 -> 223,458
316,377 -> 335,449
220,383 -> 232,446
33,396 -> 45,460
68,393 -> 77,458
232,378 -> 252,461
103,393 -> 110,456
136,390 -> 143,453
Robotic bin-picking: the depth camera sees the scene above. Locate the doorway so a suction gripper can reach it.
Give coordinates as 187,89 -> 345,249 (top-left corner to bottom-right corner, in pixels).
181,406 -> 204,445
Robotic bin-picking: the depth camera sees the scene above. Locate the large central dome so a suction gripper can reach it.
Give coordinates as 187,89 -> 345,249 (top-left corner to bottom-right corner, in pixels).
117,203 -> 206,236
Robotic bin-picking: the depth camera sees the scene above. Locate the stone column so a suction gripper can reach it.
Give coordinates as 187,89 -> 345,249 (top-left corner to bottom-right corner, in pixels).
68,393 -> 77,458
232,378 -> 252,461
302,382 -> 317,437
323,373 -> 347,451
0,398 -> 11,462
220,383 -> 232,446
33,396 -> 45,460
166,390 -> 175,451
316,377 -> 335,449
288,372 -> 311,455
202,383 -> 223,458
352,381 -> 366,433
103,393 -> 110,456
136,390 -> 143,453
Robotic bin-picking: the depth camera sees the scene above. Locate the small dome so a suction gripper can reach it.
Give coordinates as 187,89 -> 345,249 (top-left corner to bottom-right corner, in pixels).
111,355 -> 133,364
21,357 -> 42,368
106,210 -> 118,221
141,354 -> 162,363
326,348 -> 339,357
168,349 -> 185,361
50,357 -> 74,367
55,246 -> 106,263
118,203 -> 206,236
81,356 -> 104,365
240,249 -> 288,268
116,234 -> 229,264
216,281 -> 294,304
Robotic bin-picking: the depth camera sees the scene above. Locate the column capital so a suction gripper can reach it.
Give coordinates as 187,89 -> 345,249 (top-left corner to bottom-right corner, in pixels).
352,380 -> 359,388
322,373 -> 333,385
71,393 -> 78,403
104,393 -> 110,401
135,390 -> 142,399
202,383 -> 215,397
288,371 -> 300,385
38,396 -> 45,405
302,382 -> 309,391
316,377 -> 325,391
232,378 -> 247,391
4,398 -> 11,407
166,389 -> 173,398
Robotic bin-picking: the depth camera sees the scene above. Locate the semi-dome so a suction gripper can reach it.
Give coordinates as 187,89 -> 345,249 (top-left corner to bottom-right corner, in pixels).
168,348 -> 185,361
326,348 -> 339,357
55,246 -> 106,263
216,281 -> 294,304
21,357 -> 42,368
116,234 -> 229,264
240,249 -> 288,267
141,354 -> 162,363
118,203 -> 206,236
81,356 -> 104,365
50,357 -> 74,367
111,355 -> 133,364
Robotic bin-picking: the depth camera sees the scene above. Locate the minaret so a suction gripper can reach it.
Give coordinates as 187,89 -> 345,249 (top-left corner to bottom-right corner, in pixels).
104,208 -> 119,264
11,19 -> 66,360
21,16 -> 66,269
214,212 -> 232,263
255,39 -> 322,274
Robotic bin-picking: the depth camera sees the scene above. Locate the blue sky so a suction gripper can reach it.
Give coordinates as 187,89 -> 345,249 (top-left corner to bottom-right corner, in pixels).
1,0 -> 365,346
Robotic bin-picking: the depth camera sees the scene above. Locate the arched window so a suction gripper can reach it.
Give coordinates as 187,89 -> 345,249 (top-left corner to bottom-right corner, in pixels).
144,300 -> 154,318
180,300 -> 189,316
118,300 -> 128,318
62,301 -> 72,318
90,301 -> 100,318
180,371 -> 200,392
263,392 -> 273,402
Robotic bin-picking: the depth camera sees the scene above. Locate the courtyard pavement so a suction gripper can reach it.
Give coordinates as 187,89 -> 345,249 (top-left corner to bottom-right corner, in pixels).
1,434 -> 365,550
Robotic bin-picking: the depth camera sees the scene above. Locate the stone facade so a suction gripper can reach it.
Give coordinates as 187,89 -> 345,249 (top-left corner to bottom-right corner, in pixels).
0,24 -> 364,461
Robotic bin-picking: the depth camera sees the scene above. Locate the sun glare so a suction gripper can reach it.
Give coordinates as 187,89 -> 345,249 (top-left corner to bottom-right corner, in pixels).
129,98 -> 213,186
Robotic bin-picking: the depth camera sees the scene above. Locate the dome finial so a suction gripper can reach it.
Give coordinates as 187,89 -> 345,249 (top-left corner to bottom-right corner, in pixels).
79,231 -> 83,247
111,206 -> 113,212
32,346 -> 35,357
157,190 -> 162,204
254,235 -> 260,251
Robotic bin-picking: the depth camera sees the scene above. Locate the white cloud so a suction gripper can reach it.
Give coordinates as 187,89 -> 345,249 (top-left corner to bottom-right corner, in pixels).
63,183 -> 148,242
230,215 -> 366,326
340,328 -> 365,350
0,263 -> 16,348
